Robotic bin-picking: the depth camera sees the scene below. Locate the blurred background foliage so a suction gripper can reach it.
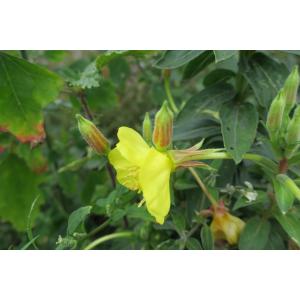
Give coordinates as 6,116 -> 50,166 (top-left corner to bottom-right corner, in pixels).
1,50 -> 300,250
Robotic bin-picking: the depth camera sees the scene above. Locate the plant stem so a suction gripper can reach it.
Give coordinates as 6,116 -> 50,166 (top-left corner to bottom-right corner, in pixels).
188,167 -> 217,206
164,74 -> 179,114
84,231 -> 133,250
81,219 -> 111,240
78,90 -> 94,120
188,152 -> 277,174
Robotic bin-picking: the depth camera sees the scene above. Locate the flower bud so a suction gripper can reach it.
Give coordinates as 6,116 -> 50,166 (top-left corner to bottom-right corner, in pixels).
285,105 -> 300,157
142,112 -> 152,144
152,101 -> 173,150
76,114 -> 110,155
210,202 -> 245,245
283,65 -> 299,114
266,90 -> 286,143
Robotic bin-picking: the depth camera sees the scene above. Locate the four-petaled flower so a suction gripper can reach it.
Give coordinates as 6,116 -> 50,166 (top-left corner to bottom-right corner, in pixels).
108,126 -> 174,224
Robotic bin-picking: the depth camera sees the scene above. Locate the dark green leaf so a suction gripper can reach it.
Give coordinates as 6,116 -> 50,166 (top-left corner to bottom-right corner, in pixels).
238,217 -> 271,250
182,51 -> 215,80
0,155 -> 41,231
201,224 -> 214,249
0,52 -> 63,142
174,83 -> 235,141
220,102 -> 258,163
203,69 -> 235,87
214,50 -> 238,63
233,191 -> 269,211
67,206 -> 92,235
240,52 -> 289,107
154,50 -> 205,69
172,212 -> 186,234
264,230 -> 285,250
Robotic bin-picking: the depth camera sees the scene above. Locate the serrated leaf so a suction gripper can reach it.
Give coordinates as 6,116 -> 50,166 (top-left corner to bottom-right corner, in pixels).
220,102 -> 258,163
238,217 -> 270,250
275,211 -> 300,246
67,206 -> 92,235
214,50 -> 238,63
182,51 -> 215,80
201,224 -> 214,249
240,52 -> 289,107
0,52 -> 63,143
0,155 -> 41,231
154,50 -> 204,69
272,177 -> 294,214
69,61 -> 102,89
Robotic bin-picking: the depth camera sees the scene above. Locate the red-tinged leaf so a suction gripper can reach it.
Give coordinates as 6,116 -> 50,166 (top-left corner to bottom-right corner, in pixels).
0,52 -> 64,144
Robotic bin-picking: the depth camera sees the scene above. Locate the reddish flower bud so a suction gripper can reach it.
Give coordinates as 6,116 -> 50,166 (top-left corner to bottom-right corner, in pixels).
76,114 -> 110,155
152,101 -> 173,150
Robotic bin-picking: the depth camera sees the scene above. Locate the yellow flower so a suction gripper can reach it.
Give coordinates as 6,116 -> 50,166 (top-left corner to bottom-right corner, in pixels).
211,204 -> 245,245
108,126 -> 174,224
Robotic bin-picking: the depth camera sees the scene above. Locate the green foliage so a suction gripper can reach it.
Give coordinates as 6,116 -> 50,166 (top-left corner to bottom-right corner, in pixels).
239,217 -> 271,250
1,50 -> 300,250
0,52 -> 63,141
220,102 -> 258,163
0,155 -> 41,231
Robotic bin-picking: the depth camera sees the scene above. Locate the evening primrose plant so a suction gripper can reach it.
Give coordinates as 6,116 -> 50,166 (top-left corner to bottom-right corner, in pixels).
77,102 -> 224,225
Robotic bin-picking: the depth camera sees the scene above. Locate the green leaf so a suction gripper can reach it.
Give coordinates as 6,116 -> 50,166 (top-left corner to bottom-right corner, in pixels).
240,52 -> 289,107
264,230 -> 285,250
0,155 -> 41,231
172,212 -> 186,234
44,50 -> 68,62
220,102 -> 258,163
238,217 -> 271,250
174,83 -> 235,141
96,50 -> 154,69
233,191 -> 269,211
200,224 -> 214,250
86,80 -> 118,110
154,50 -> 205,69
56,235 -> 77,250
0,52 -> 63,142
275,211 -> 300,246
214,50 -> 238,63
272,177 -> 294,214
203,69 -> 235,87
67,206 -> 92,235
182,51 -> 215,80
69,61 -> 102,89
186,238 -> 202,250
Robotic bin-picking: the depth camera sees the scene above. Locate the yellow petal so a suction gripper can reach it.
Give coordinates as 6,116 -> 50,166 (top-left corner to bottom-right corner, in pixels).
108,148 -> 140,191
116,127 -> 150,166
139,148 -> 173,224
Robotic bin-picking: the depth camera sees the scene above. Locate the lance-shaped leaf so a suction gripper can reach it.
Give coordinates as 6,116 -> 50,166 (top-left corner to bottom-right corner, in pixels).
220,101 -> 258,163
213,50 -> 238,63
0,52 -> 63,143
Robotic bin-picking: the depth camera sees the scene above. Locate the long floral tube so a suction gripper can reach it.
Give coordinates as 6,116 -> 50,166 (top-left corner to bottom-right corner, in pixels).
187,152 -> 278,174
